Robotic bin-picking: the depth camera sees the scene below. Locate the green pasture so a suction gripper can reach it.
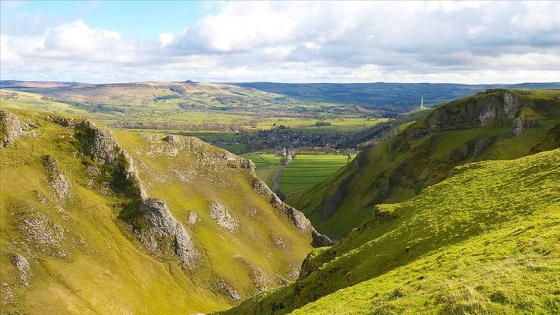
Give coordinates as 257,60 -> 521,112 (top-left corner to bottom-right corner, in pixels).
242,153 -> 352,195
280,154 -> 352,196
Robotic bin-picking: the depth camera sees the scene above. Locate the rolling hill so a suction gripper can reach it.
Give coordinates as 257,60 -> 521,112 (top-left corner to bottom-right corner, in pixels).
0,108 -> 331,314
222,147 -> 560,314
231,82 -> 560,115
288,89 -> 560,237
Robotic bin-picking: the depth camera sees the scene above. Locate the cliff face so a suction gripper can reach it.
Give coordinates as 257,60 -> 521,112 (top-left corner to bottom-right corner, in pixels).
427,89 -> 523,132
0,109 -> 23,147
288,89 -> 560,237
0,109 -> 319,314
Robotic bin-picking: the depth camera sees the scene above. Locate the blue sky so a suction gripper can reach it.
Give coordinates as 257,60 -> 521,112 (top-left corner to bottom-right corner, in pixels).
1,1 -> 559,83
1,1 -> 208,39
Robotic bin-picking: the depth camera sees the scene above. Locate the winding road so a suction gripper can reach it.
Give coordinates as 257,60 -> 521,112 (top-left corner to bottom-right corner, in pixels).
271,159 -> 292,193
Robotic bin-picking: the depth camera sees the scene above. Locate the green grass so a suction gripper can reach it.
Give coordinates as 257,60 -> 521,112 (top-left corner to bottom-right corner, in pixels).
1,109 -> 313,314
222,148 -> 560,314
279,155 -> 353,196
287,89 -> 560,238
241,153 -> 354,196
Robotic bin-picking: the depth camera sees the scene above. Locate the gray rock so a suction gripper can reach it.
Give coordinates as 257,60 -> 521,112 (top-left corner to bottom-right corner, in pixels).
474,138 -> 494,157
0,109 -> 23,147
511,117 -> 524,137
18,211 -> 68,258
42,155 -> 72,203
135,198 -> 198,269
251,176 -> 335,247
209,202 -> 239,233
213,279 -> 242,301
76,120 -> 148,200
12,254 -> 32,286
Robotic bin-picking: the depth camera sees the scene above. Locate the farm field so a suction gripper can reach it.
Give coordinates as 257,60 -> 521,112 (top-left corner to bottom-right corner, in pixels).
242,153 -> 354,197
280,154 -> 353,196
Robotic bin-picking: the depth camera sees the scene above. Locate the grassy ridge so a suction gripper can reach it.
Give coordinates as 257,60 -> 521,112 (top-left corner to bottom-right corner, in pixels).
0,109 -> 313,314
287,89 -> 560,237
223,148 -> 560,314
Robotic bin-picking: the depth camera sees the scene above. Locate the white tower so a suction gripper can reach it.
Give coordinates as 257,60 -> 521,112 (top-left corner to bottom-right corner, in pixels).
420,97 -> 424,109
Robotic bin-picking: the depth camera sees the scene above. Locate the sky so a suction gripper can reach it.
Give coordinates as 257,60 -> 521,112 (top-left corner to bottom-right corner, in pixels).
1,1 -> 559,84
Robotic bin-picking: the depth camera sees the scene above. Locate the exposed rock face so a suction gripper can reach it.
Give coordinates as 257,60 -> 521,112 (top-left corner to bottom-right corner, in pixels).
236,257 -> 273,292
18,212 -> 68,258
251,177 -> 335,247
474,138 -> 495,157
322,177 -> 350,220
427,89 -> 524,132
134,198 -> 198,269
209,202 -> 239,233
213,279 -> 242,301
42,155 -> 72,203
0,109 -> 23,147
76,120 -> 147,199
12,254 -> 32,286
530,123 -> 560,153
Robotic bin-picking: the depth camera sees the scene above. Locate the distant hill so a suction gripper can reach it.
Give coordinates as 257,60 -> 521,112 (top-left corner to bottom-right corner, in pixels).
222,147 -> 560,314
3,80 -> 558,117
231,82 -> 560,115
0,108 -> 331,314
287,89 -> 560,237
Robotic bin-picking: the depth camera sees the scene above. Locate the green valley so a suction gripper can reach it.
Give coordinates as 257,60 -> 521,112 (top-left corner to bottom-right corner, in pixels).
0,108 -> 332,314
223,147 -> 560,315
1,86 -> 559,315
288,89 -> 560,237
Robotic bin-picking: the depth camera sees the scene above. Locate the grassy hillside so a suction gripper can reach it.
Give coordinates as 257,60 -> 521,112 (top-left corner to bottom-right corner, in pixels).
0,109 -> 321,314
222,148 -> 560,314
288,89 -> 560,237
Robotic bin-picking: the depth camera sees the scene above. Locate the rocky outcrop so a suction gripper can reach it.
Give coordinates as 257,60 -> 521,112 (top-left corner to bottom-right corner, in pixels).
473,138 -> 495,157
75,120 -> 147,199
530,123 -> 560,153
427,89 -> 524,132
236,257 -> 273,293
213,279 -> 242,301
12,254 -> 32,286
18,211 -> 68,258
133,198 -> 198,269
251,176 -> 335,247
42,155 -> 72,204
209,202 -> 239,233
0,109 -> 23,147
322,177 -> 351,220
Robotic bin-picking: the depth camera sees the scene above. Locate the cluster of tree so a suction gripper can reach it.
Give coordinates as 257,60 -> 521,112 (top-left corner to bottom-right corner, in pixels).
153,94 -> 182,102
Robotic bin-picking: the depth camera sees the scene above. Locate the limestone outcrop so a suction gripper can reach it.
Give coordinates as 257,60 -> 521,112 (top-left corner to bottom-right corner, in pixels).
133,198 -> 199,269
0,109 -> 23,147
42,155 -> 72,204
75,120 -> 148,199
251,177 -> 335,247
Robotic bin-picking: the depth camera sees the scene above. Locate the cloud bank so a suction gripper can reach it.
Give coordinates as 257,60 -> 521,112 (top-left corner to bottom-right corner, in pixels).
1,1 -> 559,83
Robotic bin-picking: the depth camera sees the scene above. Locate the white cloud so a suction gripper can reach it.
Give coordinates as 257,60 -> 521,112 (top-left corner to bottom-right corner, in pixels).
1,1 -> 559,83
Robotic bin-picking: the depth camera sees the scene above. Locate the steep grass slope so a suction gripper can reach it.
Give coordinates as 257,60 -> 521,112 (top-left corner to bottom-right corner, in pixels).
0,109 -> 328,314
289,89 -> 560,237
223,148 -> 560,314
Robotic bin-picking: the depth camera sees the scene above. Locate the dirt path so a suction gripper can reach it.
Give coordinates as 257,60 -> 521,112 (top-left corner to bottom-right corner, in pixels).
271,159 -> 292,193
